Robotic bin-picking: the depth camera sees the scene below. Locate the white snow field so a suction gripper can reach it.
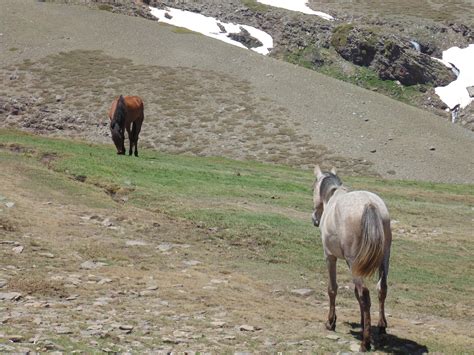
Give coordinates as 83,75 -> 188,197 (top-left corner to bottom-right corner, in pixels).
256,0 -> 334,20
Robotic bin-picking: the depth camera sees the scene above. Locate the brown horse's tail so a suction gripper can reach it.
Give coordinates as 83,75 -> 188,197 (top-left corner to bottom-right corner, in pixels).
352,203 -> 385,278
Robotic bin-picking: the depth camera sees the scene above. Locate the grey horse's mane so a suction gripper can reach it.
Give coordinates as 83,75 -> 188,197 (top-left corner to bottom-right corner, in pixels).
320,173 -> 342,203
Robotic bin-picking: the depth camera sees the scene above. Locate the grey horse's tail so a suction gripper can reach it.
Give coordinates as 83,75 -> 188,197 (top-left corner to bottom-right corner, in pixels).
352,203 -> 385,278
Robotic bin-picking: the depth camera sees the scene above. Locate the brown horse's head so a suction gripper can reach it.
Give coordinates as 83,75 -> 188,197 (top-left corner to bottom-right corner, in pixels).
110,95 -> 126,154
110,120 -> 125,154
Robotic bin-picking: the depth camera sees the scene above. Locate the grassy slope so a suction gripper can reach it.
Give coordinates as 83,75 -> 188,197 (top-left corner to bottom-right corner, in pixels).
1,129 -> 473,351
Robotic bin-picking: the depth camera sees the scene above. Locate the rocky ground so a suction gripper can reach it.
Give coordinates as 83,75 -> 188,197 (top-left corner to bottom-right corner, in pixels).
1,143 -> 472,353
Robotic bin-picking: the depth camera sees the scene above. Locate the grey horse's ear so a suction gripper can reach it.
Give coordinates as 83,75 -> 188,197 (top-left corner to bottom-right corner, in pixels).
330,167 -> 337,175
314,165 -> 322,178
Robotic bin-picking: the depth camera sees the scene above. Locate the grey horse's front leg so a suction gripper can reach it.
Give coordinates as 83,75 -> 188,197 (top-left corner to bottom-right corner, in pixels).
325,255 -> 338,331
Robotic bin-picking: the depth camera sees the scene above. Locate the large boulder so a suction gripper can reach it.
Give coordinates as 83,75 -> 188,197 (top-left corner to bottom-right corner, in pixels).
331,25 -> 378,66
331,24 -> 456,86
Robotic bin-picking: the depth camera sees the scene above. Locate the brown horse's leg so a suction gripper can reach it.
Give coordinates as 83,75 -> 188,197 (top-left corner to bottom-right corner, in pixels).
325,255 -> 338,331
133,119 -> 142,157
355,281 -> 371,352
124,124 -> 132,156
131,123 -> 137,156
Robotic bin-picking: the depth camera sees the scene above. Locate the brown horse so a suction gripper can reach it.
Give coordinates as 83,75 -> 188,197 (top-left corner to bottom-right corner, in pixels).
311,165 -> 392,352
108,95 -> 144,156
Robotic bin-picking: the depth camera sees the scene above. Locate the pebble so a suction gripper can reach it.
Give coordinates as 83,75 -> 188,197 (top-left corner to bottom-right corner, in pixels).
8,335 -> 24,343
38,252 -> 55,258
12,246 -> 24,254
157,243 -> 173,252
326,334 -> 340,340
350,342 -> 360,352
210,321 -> 226,327
239,324 -> 261,332
5,202 -> 15,208
55,326 -> 73,334
183,260 -> 201,267
119,324 -> 134,332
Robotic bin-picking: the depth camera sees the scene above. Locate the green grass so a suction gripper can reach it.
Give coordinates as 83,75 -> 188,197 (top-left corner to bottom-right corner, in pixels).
1,129 -> 473,326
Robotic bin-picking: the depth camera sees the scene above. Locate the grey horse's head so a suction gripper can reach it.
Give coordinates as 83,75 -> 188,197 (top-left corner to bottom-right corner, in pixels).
312,165 -> 341,227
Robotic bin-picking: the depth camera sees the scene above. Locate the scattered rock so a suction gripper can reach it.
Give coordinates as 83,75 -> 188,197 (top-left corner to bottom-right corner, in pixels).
239,324 -> 261,332
183,260 -> 201,267
119,324 -> 134,333
8,335 -> 24,343
80,260 -> 106,270
12,246 -> 24,254
210,321 -> 226,327
38,252 -> 55,258
125,240 -> 148,247
350,342 -> 360,352
0,292 -> 22,301
5,202 -> 15,208
157,243 -> 173,252
290,288 -> 315,297
326,334 -> 340,340
370,149 -> 377,153
467,86 -> 474,98
97,278 -> 112,285
429,146 -> 436,151
55,326 -> 73,335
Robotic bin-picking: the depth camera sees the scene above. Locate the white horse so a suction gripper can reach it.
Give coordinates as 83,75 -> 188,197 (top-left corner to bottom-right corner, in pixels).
311,165 -> 392,352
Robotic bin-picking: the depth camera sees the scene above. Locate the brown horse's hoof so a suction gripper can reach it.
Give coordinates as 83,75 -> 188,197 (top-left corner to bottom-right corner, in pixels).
325,318 -> 336,331
378,326 -> 387,335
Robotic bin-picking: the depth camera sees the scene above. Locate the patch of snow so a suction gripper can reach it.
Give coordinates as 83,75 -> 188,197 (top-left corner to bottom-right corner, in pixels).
149,6 -> 273,55
256,0 -> 334,20
435,44 -> 474,110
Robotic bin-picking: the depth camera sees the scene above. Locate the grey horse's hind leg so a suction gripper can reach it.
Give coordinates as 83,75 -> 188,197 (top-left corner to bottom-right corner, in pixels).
354,279 -> 371,352
325,255 -> 338,331
377,225 -> 391,334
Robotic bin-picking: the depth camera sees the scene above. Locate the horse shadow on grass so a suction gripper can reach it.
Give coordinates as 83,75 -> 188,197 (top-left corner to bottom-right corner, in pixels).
345,322 -> 429,354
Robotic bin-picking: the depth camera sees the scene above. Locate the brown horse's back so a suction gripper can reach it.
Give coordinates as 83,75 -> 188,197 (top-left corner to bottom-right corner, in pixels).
108,95 -> 144,124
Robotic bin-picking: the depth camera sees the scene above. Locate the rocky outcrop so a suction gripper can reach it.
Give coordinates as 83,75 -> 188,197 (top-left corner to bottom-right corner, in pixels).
228,27 -> 263,49
331,24 -> 456,86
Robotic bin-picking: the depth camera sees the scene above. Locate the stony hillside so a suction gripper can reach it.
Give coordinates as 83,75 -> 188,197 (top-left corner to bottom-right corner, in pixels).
92,0 -> 474,128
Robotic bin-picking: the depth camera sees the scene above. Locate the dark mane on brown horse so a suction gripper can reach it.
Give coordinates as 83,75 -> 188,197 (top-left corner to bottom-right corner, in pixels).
111,95 -> 126,129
